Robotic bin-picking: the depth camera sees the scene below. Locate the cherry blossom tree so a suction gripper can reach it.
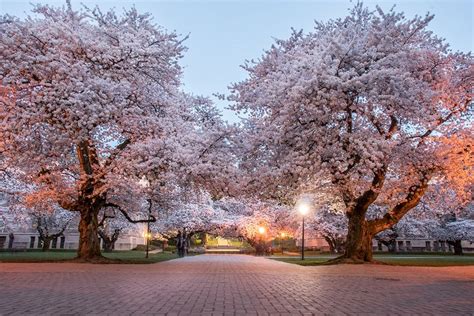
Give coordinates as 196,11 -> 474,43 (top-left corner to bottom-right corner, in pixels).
230,4 -> 473,262
417,187 -> 474,255
219,200 -> 296,255
97,208 -> 138,252
0,3 -> 230,260
307,208 -> 347,254
431,217 -> 474,255
32,208 -> 76,251
153,191 -> 226,253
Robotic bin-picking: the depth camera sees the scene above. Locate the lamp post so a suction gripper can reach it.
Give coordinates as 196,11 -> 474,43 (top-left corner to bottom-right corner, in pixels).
280,232 -> 286,254
298,203 -> 310,260
258,226 -> 266,255
145,199 -> 152,259
139,176 -> 151,259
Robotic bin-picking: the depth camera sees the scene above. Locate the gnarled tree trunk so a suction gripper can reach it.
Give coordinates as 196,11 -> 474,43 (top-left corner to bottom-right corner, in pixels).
98,228 -> 121,252
343,212 -> 374,262
382,240 -> 397,253
336,170 -> 431,264
75,140 -> 104,261
201,232 -> 207,246
448,240 -> 463,255
323,235 -> 346,254
77,207 -> 102,260
42,238 -> 52,251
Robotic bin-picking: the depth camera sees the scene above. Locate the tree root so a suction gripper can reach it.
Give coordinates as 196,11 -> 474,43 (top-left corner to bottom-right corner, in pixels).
323,256 -> 388,265
71,255 -> 120,264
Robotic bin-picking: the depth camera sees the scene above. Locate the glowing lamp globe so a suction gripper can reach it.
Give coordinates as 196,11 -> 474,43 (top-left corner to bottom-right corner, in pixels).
298,203 -> 310,216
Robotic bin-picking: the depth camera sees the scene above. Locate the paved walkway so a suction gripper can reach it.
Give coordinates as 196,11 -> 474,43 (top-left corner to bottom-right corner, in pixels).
0,255 -> 473,315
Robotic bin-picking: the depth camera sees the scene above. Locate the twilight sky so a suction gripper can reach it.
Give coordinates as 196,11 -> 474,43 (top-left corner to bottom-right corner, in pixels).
1,0 -> 472,122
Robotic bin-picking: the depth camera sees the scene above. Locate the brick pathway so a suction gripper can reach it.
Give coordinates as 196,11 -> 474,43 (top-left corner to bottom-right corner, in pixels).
0,255 -> 473,315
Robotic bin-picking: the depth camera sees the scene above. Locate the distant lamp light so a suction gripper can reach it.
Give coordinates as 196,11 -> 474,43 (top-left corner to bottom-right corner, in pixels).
280,232 -> 286,238
258,226 -> 266,235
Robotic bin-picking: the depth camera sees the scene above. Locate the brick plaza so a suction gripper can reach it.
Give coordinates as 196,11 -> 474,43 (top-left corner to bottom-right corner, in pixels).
0,255 -> 473,315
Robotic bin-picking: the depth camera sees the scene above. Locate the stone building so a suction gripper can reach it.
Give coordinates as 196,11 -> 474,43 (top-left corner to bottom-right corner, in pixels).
0,193 -> 145,251
297,236 -> 474,253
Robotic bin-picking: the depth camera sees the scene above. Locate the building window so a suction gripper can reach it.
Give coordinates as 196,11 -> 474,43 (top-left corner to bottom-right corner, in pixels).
440,241 -> 446,252
377,242 -> 383,251
397,241 -> 404,252
8,233 -> 14,249
29,236 -> 35,248
406,241 -> 411,251
60,236 -> 65,249
52,237 -> 58,249
425,241 -> 431,251
434,241 -> 439,251
37,238 -> 42,248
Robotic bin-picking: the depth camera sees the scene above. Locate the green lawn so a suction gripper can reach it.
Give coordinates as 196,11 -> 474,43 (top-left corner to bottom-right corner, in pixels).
271,254 -> 474,267
0,250 -> 178,264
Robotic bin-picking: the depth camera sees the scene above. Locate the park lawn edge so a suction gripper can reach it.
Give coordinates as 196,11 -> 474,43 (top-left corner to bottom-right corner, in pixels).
269,257 -> 474,267
0,251 -> 181,264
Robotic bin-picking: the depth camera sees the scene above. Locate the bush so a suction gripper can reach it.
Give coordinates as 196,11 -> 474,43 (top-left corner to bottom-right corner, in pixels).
164,246 -> 176,252
188,247 -> 205,254
132,244 -> 160,251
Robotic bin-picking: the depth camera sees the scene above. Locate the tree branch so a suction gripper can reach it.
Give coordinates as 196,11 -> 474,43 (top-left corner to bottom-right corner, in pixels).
103,138 -> 131,167
105,202 -> 156,223
410,99 -> 471,146
349,165 -> 387,215
369,171 -> 432,234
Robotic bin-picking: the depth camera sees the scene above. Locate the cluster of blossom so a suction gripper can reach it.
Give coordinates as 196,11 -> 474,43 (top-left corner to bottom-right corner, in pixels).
229,3 -> 473,260
0,2 -> 472,261
0,3 -> 233,258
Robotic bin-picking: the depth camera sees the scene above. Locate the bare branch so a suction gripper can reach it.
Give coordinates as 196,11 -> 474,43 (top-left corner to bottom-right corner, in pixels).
105,202 -> 156,223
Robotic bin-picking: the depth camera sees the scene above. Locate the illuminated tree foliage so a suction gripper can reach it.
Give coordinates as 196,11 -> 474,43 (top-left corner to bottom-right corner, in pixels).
230,4 -> 473,262
0,3 -> 228,260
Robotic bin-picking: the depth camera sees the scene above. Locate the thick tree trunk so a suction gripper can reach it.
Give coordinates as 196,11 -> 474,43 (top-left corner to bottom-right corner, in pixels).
381,240 -> 397,253
335,239 -> 346,253
103,240 -> 114,252
201,232 -> 207,246
41,238 -> 51,252
98,229 -> 120,253
323,236 -> 336,253
77,208 -> 102,260
449,240 -> 463,256
343,212 -> 374,262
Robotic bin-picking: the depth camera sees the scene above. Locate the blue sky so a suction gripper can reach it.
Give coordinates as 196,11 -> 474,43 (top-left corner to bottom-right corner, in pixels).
1,0 -> 472,122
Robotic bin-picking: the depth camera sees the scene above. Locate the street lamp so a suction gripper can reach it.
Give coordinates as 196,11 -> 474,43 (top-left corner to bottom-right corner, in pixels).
298,202 -> 310,260
257,226 -> 266,255
139,176 -> 151,259
145,200 -> 153,259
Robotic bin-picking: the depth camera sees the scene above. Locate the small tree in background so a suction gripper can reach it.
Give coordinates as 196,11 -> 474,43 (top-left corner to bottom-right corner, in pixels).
32,209 -> 75,251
